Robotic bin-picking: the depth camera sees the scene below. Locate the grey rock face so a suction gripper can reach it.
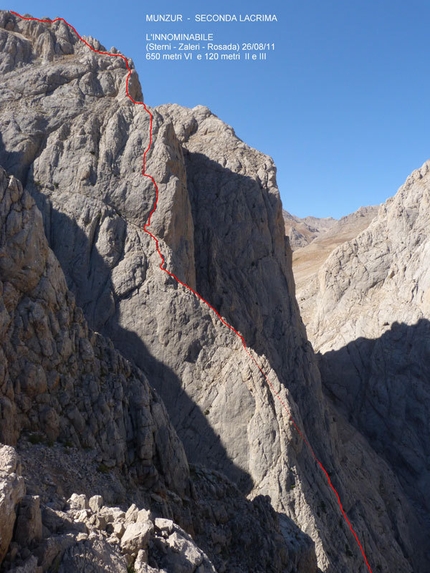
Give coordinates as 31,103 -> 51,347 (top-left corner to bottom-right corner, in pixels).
299,161 -> 430,565
0,165 -> 189,497
0,9 -> 326,538
0,80 -> 291,573
293,205 -> 378,326
304,165 -> 430,346
0,10 -> 427,573
0,125 -> 291,572
0,445 -> 25,562
0,164 -> 287,573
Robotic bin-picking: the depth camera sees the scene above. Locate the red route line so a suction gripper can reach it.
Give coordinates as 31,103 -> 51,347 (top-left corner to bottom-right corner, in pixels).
10,11 -> 373,573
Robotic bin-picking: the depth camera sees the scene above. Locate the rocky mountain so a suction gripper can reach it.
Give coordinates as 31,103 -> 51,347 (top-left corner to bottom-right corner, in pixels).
294,161 -> 430,561
283,211 -> 337,250
0,165 -> 289,573
0,9 -> 429,573
292,205 -> 378,324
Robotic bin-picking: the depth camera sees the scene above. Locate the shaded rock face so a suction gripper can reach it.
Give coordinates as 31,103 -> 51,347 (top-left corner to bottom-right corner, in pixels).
0,167 -> 292,573
0,166 -> 189,496
157,104 -> 299,374
0,446 -> 25,563
0,10 -> 428,573
299,161 -> 430,562
320,320 -> 430,515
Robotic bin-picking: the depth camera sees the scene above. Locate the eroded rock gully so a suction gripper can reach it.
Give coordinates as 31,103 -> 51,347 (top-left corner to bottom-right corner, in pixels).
0,10 -> 428,572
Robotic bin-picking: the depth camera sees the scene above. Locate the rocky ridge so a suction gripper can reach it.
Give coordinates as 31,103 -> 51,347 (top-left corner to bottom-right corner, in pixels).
283,211 -> 337,250
0,10 -> 428,572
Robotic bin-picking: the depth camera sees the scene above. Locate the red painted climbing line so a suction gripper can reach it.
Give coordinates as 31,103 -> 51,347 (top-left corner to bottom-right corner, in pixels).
10,11 -> 373,572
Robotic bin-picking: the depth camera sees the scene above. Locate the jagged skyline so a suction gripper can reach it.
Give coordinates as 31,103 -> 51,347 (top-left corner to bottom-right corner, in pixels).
1,9 -> 429,571
8,1 -> 430,219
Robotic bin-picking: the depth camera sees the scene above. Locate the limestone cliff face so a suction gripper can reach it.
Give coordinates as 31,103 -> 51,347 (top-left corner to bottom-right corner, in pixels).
0,165 -> 189,495
293,206 -> 379,330
0,10 -> 428,573
296,160 -> 430,561
303,164 -> 430,346
0,168 -> 291,573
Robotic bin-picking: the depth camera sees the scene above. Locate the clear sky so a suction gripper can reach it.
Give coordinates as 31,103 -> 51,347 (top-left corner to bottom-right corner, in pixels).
5,0 -> 430,218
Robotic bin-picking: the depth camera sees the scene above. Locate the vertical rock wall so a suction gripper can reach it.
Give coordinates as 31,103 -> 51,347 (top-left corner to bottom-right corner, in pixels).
0,10 -> 427,572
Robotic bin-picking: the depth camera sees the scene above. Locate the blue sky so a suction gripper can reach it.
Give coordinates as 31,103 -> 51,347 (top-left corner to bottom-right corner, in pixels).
5,1 -> 430,218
